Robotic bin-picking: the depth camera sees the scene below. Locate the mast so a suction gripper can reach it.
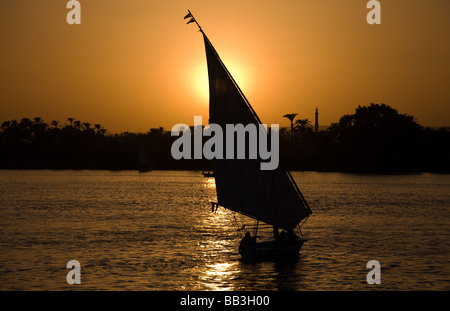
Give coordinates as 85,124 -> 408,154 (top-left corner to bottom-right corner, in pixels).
186,10 -> 203,33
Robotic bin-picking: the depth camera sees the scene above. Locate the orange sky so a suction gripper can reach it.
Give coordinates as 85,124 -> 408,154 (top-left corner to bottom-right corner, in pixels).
1,0 -> 449,133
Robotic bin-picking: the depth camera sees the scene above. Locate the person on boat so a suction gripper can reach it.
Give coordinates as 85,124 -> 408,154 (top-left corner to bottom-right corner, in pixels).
287,228 -> 299,244
277,230 -> 287,245
239,232 -> 254,249
272,226 -> 279,240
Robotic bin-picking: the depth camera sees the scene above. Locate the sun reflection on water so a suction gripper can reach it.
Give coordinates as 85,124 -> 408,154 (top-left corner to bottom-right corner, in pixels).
203,177 -> 216,189
200,262 -> 239,291
194,176 -> 244,290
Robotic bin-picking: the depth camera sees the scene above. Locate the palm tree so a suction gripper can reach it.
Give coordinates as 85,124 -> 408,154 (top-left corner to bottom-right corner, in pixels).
1,120 -> 20,142
20,117 -> 32,127
294,118 -> 312,146
19,118 -> 33,143
294,118 -> 312,134
82,122 -> 91,130
66,117 -> 75,127
1,120 -> 11,131
1,121 -> 12,137
283,113 -> 298,144
73,120 -> 81,132
94,124 -> 106,135
50,120 -> 60,129
32,117 -> 48,137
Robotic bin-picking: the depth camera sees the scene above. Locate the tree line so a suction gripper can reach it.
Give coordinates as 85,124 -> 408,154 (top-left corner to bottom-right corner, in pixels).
0,104 -> 449,173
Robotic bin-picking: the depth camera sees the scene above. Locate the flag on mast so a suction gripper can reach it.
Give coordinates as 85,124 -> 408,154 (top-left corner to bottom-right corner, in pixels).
184,11 -> 197,26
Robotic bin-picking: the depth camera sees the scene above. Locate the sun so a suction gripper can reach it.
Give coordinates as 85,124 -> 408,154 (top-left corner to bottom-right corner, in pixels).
192,64 -> 210,103
188,58 -> 252,106
224,61 -> 251,96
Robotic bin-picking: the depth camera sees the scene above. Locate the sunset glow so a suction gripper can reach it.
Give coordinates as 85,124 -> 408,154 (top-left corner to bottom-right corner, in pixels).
1,1 -> 449,132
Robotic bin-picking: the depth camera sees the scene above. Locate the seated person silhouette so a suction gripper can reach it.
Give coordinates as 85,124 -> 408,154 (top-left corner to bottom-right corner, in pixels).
277,230 -> 287,245
239,232 -> 255,250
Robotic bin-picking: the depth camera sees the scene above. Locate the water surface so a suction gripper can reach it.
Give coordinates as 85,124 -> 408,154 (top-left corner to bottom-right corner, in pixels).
0,170 -> 449,290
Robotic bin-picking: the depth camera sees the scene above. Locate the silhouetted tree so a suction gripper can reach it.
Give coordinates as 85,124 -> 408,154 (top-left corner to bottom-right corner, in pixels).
283,113 -> 298,144
50,120 -> 60,129
73,120 -> 81,132
294,118 -> 312,134
332,103 -> 422,172
1,107 -> 449,172
32,117 -> 48,138
294,118 -> 313,147
66,118 -> 74,127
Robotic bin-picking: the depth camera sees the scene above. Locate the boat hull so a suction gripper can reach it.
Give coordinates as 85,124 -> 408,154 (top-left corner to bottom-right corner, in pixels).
239,239 -> 306,260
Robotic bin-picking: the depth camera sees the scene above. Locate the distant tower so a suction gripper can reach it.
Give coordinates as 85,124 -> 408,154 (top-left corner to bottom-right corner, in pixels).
314,106 -> 319,133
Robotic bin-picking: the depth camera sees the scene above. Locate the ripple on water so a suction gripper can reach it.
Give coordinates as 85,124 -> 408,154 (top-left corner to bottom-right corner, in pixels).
0,170 -> 449,290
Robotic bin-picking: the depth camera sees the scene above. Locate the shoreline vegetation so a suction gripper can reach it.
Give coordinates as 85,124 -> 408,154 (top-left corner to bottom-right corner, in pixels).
1,104 -> 449,174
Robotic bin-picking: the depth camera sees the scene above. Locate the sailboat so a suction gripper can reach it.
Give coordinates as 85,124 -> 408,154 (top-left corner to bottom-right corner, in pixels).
185,11 -> 312,260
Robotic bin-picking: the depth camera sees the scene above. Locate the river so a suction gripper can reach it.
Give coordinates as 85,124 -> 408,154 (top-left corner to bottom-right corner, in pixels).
0,170 -> 448,290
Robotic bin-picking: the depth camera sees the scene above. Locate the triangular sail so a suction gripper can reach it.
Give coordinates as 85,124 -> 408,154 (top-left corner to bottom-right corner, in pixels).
193,17 -> 312,230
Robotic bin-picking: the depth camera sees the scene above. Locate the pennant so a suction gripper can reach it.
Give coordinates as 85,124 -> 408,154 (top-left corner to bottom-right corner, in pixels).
187,17 -> 196,24
184,12 -> 192,20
